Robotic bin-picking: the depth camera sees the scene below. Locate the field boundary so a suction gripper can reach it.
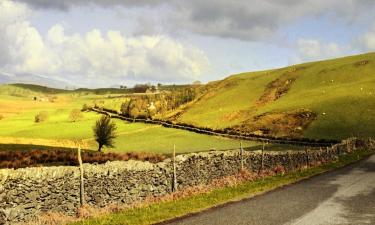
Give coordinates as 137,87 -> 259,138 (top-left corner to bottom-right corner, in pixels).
89,107 -> 339,147
2,138 -> 372,224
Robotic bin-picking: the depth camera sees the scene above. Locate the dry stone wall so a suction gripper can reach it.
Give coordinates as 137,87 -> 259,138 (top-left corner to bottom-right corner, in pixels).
91,107 -> 338,147
0,139 -> 372,224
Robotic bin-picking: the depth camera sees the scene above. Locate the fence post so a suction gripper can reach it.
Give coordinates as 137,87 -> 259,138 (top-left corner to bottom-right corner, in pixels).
259,142 -> 265,174
77,146 -> 85,206
287,151 -> 293,171
240,141 -> 244,171
346,140 -> 350,152
305,147 -> 309,168
172,144 -> 177,192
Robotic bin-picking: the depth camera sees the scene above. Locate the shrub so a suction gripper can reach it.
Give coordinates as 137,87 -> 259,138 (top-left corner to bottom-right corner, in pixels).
69,109 -> 84,122
133,84 -> 149,93
120,102 -> 130,116
93,115 -> 117,152
273,165 -> 286,175
0,114 -> 3,120
35,111 -> 49,123
81,103 -> 89,112
148,102 -> 157,118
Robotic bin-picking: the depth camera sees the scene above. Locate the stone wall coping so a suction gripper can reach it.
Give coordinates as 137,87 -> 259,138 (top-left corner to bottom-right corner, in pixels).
0,147 -> 341,183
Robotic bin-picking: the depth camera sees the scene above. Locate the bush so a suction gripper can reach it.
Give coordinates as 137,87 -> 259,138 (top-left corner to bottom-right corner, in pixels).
93,115 -> 117,152
120,102 -> 130,116
133,84 -> 149,93
81,103 -> 89,112
0,114 -> 3,120
69,109 -> 84,122
35,111 -> 49,123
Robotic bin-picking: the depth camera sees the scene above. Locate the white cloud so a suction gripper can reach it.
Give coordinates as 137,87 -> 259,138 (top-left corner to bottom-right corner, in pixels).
295,39 -> 343,62
359,23 -> 375,51
0,0 -> 210,85
13,0 -> 375,41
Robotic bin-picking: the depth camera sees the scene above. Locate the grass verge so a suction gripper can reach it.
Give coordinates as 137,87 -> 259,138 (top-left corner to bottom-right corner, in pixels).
67,149 -> 373,225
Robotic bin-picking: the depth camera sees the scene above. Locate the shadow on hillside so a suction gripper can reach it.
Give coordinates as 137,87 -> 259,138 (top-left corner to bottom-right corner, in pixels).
0,143 -> 78,152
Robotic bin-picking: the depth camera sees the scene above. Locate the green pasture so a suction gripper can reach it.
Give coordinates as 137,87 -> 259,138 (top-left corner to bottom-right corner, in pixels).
178,52 -> 375,140
3,52 -> 374,151
0,91 -> 259,153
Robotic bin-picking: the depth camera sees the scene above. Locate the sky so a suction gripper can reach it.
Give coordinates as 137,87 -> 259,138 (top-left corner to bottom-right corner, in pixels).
0,0 -> 375,88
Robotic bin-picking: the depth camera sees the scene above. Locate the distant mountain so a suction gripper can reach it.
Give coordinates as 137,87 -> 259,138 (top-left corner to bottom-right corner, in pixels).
0,72 -> 72,89
0,72 -> 12,83
0,83 -> 135,96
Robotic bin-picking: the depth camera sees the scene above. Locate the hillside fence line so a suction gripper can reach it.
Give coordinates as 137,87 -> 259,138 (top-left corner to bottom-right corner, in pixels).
90,107 -> 339,147
0,138 -> 373,224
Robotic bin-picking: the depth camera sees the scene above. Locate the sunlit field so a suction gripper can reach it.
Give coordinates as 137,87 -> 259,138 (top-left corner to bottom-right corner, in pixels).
0,89 -> 258,154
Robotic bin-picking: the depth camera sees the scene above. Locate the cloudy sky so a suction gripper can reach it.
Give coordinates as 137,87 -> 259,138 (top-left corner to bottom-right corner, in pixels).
0,0 -> 375,87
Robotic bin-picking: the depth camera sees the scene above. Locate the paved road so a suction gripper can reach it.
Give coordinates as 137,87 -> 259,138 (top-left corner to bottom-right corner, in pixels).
161,155 -> 375,225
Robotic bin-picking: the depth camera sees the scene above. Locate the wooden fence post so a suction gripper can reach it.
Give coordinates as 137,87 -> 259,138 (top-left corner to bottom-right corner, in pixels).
305,147 -> 309,168
259,142 -> 265,174
287,151 -> 293,171
346,140 -> 350,152
172,144 -> 177,192
77,146 -> 85,206
240,141 -> 244,171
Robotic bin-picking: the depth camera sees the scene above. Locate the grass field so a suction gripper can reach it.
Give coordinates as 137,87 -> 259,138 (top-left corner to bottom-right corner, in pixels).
2,52 -> 374,153
177,52 -> 375,140
0,87 -> 260,154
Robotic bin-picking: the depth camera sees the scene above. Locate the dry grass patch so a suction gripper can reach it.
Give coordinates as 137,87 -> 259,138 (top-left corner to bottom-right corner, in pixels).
0,149 -> 166,169
256,67 -> 305,106
233,109 -> 316,137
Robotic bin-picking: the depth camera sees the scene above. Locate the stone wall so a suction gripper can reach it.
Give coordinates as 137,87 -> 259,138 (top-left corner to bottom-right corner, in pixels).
0,139 -> 372,224
92,107 -> 338,147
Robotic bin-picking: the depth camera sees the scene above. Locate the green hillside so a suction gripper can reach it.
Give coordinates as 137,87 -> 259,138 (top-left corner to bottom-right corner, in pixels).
177,52 -> 375,140
2,52 -> 374,144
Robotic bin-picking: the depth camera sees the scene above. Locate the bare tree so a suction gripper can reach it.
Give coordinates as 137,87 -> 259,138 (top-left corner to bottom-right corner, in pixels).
93,115 -> 117,152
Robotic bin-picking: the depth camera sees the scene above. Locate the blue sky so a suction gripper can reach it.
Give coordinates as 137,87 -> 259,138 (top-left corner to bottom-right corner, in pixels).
0,0 -> 375,88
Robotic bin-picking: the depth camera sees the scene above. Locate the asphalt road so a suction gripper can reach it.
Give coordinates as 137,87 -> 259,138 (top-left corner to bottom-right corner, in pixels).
161,154 -> 375,225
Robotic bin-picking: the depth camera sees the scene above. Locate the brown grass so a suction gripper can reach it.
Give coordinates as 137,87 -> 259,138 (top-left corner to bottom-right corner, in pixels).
0,149 -> 166,169
232,109 -> 317,137
256,67 -> 305,107
354,60 -> 370,67
26,212 -> 76,225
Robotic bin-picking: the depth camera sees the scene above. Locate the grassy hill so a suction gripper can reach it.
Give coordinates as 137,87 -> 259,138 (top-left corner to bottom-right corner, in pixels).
1,52 -> 374,151
176,52 -> 375,140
